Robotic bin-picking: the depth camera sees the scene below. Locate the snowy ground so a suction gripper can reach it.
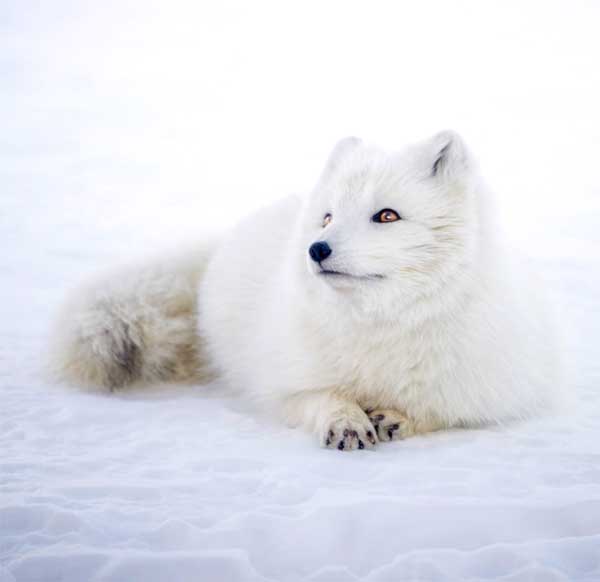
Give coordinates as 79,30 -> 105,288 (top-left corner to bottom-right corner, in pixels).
2,2 -> 600,581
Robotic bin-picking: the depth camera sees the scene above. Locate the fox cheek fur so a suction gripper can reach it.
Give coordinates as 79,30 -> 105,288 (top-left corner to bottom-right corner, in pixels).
49,131 -> 563,451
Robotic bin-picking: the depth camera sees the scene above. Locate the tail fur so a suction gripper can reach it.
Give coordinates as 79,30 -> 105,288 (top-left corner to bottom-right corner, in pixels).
49,242 -> 216,390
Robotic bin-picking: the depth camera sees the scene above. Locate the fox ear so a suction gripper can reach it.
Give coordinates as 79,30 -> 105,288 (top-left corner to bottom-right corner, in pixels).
426,130 -> 470,181
319,136 -> 362,182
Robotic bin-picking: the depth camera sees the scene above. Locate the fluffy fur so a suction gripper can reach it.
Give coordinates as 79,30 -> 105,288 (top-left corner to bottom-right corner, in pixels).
50,131 -> 561,450
50,245 -> 216,389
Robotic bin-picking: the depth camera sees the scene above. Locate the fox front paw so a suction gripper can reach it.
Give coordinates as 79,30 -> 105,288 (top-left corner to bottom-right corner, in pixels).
366,409 -> 414,442
321,416 -> 378,451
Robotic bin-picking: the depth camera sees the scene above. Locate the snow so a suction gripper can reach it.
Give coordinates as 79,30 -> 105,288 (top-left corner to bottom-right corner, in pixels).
1,1 -> 600,581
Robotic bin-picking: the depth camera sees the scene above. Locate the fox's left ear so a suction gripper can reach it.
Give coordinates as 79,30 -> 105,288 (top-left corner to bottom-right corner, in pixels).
425,130 -> 471,181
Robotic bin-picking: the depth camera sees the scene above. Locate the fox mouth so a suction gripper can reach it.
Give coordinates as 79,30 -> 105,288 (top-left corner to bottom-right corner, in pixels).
318,268 -> 384,280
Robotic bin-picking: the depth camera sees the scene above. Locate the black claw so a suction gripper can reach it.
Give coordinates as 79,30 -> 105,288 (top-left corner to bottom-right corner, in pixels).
338,440 -> 345,450
325,438 -> 331,446
387,429 -> 393,440
390,423 -> 400,431
358,440 -> 365,449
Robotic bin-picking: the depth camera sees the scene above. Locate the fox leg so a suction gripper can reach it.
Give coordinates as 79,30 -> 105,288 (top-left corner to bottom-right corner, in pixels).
283,390 -> 378,451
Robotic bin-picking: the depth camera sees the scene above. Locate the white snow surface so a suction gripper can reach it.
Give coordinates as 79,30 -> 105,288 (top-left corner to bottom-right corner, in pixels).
2,1 -> 600,581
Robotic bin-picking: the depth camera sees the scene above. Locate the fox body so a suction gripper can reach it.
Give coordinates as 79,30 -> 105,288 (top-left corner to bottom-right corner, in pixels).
51,132 -> 560,450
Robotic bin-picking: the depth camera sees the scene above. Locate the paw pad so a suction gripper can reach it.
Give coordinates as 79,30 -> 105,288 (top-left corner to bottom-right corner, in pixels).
322,416 -> 377,452
366,409 -> 411,442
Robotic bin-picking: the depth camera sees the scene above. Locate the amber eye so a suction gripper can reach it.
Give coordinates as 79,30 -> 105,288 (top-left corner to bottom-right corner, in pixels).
322,213 -> 332,227
372,208 -> 401,223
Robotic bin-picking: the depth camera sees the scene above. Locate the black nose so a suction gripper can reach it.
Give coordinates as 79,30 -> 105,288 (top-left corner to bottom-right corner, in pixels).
309,241 -> 332,263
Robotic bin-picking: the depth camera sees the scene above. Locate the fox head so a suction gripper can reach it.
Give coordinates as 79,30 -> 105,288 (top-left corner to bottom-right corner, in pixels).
299,131 -> 484,317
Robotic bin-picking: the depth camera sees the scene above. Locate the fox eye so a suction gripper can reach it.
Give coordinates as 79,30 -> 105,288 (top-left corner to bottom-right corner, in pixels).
322,213 -> 332,227
372,208 -> 401,223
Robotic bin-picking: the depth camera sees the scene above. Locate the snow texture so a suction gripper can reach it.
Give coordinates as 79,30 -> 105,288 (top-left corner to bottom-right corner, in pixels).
1,1 -> 600,581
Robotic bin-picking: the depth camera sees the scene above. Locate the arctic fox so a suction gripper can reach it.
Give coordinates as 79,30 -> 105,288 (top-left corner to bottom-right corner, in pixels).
50,131 -> 561,451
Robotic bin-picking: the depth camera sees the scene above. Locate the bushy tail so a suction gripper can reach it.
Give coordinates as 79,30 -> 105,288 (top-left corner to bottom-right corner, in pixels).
49,241 -> 216,390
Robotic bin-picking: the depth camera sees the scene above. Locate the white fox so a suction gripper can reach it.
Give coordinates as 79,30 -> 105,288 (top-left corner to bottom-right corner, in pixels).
50,131 -> 561,450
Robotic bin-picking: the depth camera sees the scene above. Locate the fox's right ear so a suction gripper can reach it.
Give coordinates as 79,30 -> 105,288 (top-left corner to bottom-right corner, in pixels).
318,136 -> 362,183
